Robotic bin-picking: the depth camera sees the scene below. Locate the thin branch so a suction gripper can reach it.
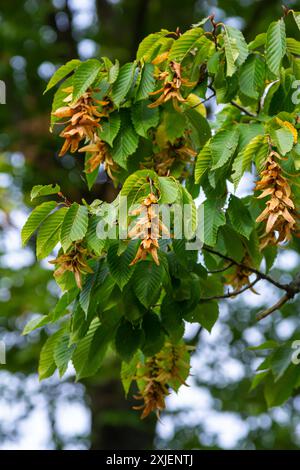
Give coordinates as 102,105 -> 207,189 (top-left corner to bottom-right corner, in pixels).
201,277 -> 260,301
191,91 -> 215,109
230,100 -> 257,118
207,261 -> 234,274
256,294 -> 290,321
203,246 -> 289,292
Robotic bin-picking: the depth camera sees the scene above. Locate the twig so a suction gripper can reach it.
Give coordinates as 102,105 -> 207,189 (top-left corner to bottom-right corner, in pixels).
202,246 -> 289,291
201,277 -> 260,301
256,294 -> 290,321
230,100 -> 257,118
191,91 -> 216,109
207,261 -> 234,274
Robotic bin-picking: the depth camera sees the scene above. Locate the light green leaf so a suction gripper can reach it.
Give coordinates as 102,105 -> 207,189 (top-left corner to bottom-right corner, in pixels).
286,38 -> 300,55
36,207 -> 67,259
60,203 -> 89,252
195,140 -> 211,183
168,27 -> 203,62
232,134 -> 267,187
135,63 -> 156,101
199,199 -> 226,246
22,315 -> 49,335
158,177 -> 180,204
54,333 -> 76,377
120,169 -> 159,207
136,30 -> 168,61
239,54 -> 265,99
111,62 -> 136,106
223,25 -> 248,76
248,33 -> 266,50
22,201 -> 56,246
265,19 -> 286,77
86,215 -> 106,255
121,352 -> 141,396
30,184 -> 60,201
44,59 -> 81,94
72,59 -> 102,103
271,127 -> 294,155
293,11 -> 300,31
38,328 -> 65,380
211,128 -> 239,170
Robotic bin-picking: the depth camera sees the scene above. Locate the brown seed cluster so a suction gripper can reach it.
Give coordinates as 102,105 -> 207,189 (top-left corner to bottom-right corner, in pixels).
225,255 -> 256,292
255,150 -> 296,249
128,193 -> 169,266
133,343 -> 190,419
49,245 -> 93,289
52,87 -> 117,179
148,61 -> 195,111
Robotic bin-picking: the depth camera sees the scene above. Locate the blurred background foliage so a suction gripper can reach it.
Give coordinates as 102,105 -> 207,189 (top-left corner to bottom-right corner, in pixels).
1,0 -> 300,450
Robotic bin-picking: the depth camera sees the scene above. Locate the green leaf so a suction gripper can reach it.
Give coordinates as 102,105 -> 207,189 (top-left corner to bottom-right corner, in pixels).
136,31 -> 168,61
286,38 -> 300,55
210,128 -> 239,170
22,201 -> 56,246
111,110 -> 139,168
292,11 -> 300,31
223,25 -> 248,76
107,241 -> 136,289
195,140 -> 211,183
44,59 -> 81,94
136,63 -> 156,101
115,321 -> 143,362
50,288 -> 79,321
265,19 -> 286,77
111,62 -> 136,106
72,59 -> 102,103
227,195 -> 254,239
184,107 -> 211,147
131,100 -> 159,138
60,203 -> 89,251
108,59 -> 119,84
38,328 -> 65,380
121,352 -> 141,396
168,27 -> 203,62
163,111 -> 187,144
161,298 -> 184,342
36,207 -> 67,259
264,365 -> 300,407
22,315 -> 49,335
270,342 -> 295,381
133,261 -> 163,308
187,301 -> 219,332
271,127 -> 294,156
120,169 -> 159,208
248,33 -> 266,50
239,54 -> 265,99
30,184 -> 60,201
232,134 -> 267,187
199,199 -> 226,247
158,177 -> 180,204
86,215 -> 106,256
142,313 -> 165,356
54,333 -> 76,377
98,112 -> 121,146
250,370 -> 269,391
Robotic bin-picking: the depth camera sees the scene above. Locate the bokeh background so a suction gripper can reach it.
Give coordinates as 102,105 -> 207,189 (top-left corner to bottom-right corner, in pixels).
1,0 -> 300,450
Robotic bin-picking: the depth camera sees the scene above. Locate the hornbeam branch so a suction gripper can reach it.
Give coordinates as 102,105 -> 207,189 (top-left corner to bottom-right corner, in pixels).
201,277 -> 260,301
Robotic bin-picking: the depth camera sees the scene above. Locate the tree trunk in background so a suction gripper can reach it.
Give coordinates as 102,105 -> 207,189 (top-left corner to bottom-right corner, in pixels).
88,379 -> 157,450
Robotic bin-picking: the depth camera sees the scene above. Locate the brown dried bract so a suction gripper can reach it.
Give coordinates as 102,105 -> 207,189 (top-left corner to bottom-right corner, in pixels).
52,87 -> 104,156
49,244 -> 93,289
255,150 -> 296,249
148,61 -> 195,111
79,135 -> 118,180
128,193 -> 169,266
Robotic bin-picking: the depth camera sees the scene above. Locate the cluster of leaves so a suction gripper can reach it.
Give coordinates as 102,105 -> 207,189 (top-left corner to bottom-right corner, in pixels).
22,10 -> 300,416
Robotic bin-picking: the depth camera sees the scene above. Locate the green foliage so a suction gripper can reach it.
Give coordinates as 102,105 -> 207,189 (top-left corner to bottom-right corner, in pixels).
22,10 -> 300,419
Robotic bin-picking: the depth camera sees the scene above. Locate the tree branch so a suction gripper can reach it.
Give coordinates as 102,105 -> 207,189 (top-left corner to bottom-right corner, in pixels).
201,277 -> 260,301
202,246 -> 289,292
256,294 -> 290,321
230,100 -> 257,118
